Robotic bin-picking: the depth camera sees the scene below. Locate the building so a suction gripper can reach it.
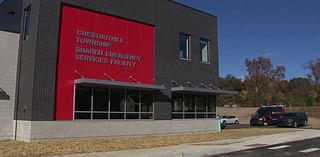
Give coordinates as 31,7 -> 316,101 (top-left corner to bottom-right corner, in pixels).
0,0 -> 237,141
0,0 -> 21,140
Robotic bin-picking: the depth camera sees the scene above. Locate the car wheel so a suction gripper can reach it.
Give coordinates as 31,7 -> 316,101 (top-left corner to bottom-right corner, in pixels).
263,122 -> 268,126
222,121 -> 226,126
293,122 -> 298,128
235,120 -> 239,124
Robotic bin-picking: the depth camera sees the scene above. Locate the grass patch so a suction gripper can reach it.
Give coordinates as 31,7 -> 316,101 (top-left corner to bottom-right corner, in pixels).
0,128 -> 295,157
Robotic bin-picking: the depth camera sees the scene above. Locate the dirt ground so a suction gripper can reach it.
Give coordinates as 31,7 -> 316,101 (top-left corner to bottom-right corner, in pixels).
217,106 -> 320,128
0,128 -> 294,157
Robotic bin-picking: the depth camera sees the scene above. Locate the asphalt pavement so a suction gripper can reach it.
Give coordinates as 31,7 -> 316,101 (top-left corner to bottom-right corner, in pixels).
212,137 -> 320,157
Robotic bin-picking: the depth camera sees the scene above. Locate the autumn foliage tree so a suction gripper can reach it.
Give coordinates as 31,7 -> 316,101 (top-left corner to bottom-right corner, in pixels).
218,57 -> 320,107
244,57 -> 286,106
304,58 -> 320,106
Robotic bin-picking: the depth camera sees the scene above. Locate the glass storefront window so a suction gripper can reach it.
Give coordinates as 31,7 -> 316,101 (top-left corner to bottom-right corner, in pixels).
74,87 -> 154,120
172,94 -> 217,119
126,90 -> 140,112
207,96 -> 216,118
74,87 -> 92,119
196,95 -> 206,118
141,91 -> 153,112
93,88 -> 109,112
126,90 -> 140,119
110,88 -> 125,112
172,94 -> 183,119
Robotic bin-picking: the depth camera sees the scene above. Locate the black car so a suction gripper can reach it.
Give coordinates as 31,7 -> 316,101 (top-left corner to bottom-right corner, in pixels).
277,112 -> 308,128
250,106 -> 286,126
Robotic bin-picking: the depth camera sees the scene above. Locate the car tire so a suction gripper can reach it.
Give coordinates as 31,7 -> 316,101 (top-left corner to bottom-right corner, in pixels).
222,121 -> 226,126
263,122 -> 268,126
221,121 -> 226,129
235,120 -> 239,124
293,122 -> 298,128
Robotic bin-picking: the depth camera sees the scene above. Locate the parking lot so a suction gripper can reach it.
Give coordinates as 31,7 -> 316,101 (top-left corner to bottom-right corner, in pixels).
218,107 -> 320,129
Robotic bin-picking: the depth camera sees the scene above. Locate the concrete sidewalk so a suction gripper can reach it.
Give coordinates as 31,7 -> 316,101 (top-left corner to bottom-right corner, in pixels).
50,129 -> 320,157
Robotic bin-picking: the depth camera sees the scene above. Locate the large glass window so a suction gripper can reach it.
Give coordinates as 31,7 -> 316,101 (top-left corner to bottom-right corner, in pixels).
141,91 -> 154,119
196,95 -> 206,118
200,39 -> 209,63
179,33 -> 190,59
172,94 -> 183,119
74,87 -> 92,119
74,87 -> 154,120
110,88 -> 125,119
207,96 -> 216,118
93,88 -> 109,119
184,94 -> 195,119
172,94 -> 217,119
126,90 -> 140,119
23,6 -> 31,40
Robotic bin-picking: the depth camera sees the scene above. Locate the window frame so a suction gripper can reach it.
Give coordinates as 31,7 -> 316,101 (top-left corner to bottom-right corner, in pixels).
200,38 -> 210,64
179,33 -> 191,60
23,5 -> 31,40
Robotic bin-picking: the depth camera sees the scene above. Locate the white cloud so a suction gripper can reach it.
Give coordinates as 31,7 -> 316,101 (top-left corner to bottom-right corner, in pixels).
261,52 -> 274,58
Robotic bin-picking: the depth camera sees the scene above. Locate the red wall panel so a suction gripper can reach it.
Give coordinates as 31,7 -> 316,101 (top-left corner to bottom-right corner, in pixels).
56,5 -> 155,120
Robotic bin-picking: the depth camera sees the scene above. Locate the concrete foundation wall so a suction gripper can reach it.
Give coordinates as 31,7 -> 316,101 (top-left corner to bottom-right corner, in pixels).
0,31 -> 19,139
15,119 -> 218,141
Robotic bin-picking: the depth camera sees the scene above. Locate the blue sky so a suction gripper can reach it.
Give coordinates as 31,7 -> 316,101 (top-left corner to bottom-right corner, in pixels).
177,0 -> 320,80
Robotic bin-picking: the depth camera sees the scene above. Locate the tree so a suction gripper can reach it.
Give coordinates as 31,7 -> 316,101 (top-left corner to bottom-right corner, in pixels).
304,58 -> 320,106
244,57 -> 286,106
286,77 -> 313,106
217,74 -> 244,106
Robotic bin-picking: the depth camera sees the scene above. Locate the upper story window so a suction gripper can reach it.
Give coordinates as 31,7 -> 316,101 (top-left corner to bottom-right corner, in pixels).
23,6 -> 31,40
179,33 -> 190,60
200,39 -> 209,63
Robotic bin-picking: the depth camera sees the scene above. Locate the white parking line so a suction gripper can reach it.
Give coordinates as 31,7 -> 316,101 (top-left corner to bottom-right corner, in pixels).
299,148 -> 320,153
268,145 -> 291,150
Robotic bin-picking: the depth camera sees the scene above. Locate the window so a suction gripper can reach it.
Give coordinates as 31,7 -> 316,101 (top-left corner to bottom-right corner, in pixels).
74,87 -> 92,119
126,90 -> 140,119
23,6 -> 31,40
92,88 -> 109,119
172,94 -> 183,119
74,87 -> 154,120
200,39 -> 209,63
172,94 -> 217,119
141,91 -> 154,119
110,88 -> 125,119
179,33 -> 190,59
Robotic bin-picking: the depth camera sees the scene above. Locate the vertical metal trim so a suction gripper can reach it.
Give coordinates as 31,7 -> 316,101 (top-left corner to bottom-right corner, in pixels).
182,94 -> 185,119
152,90 -> 155,120
195,95 -> 197,119
206,95 -> 208,119
139,89 -> 141,120
90,87 -> 93,120
124,89 -> 127,120
108,88 -> 110,119
72,85 -> 76,120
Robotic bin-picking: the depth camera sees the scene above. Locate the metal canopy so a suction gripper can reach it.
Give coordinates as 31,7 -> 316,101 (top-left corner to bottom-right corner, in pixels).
171,86 -> 239,95
74,78 -> 165,90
